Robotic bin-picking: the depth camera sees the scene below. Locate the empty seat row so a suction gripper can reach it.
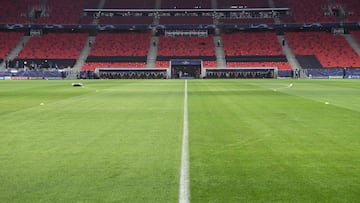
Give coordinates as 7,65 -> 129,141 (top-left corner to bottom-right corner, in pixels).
226,62 -> 292,70
17,33 -> 88,59
288,0 -> 337,23
157,35 -> 215,57
89,33 -> 151,57
0,0 -> 41,24
0,32 -> 23,58
82,62 -> 146,71
285,32 -> 360,68
37,0 -> 85,24
222,32 -> 283,56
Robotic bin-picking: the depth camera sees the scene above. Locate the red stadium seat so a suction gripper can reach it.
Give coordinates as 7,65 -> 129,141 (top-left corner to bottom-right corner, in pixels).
222,32 -> 283,56
89,33 -> 150,57
17,33 -> 88,59
82,62 -> 146,71
288,0 -> 337,23
37,0 -> 85,24
157,35 -> 215,57
0,32 -> 23,59
0,0 -> 41,24
285,32 -> 360,68
155,61 -> 171,68
226,62 -> 292,70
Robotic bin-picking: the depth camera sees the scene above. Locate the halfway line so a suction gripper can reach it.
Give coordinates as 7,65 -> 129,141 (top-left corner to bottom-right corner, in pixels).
179,80 -> 190,203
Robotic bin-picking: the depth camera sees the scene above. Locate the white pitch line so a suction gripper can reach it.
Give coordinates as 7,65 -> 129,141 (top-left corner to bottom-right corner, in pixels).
179,80 -> 190,203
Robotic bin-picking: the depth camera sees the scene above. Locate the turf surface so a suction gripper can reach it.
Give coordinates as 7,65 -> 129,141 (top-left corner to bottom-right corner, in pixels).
0,79 -> 359,202
188,79 -> 360,202
0,80 -> 184,202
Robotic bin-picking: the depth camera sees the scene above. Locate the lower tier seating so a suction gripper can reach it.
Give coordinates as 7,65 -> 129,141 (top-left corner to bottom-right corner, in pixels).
82,62 -> 147,71
226,62 -> 292,70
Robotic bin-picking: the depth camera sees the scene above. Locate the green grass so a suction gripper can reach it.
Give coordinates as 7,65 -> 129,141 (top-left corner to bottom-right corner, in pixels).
0,79 -> 359,202
0,80 -> 184,202
188,79 -> 360,202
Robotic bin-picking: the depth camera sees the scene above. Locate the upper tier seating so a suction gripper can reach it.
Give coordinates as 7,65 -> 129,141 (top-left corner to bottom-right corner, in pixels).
0,0 -> 41,24
273,0 -> 289,7
17,33 -> 88,59
218,18 -> 275,24
37,0 -> 85,24
89,33 -> 151,57
104,0 -> 156,9
288,0 -> 337,23
79,16 -> 95,24
285,32 -> 360,68
84,0 -> 101,8
222,32 -> 283,56
80,0 -> 100,24
217,0 -> 269,8
159,16 -> 213,25
0,32 -> 23,59
157,35 -> 215,57
161,0 -> 211,9
336,0 -> 360,22
99,16 -> 154,25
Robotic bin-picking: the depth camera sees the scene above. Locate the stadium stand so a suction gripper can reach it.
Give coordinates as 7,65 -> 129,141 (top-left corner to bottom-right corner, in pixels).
84,0 -> 101,8
1,0 -> 359,79
88,33 -> 150,57
79,16 -> 95,24
154,61 -> 217,68
0,0 -> 41,24
279,15 -> 295,23
226,62 -> 292,70
159,16 -> 214,25
157,35 -> 215,57
217,0 -> 269,8
98,16 -> 154,25
352,31 -> 360,45
218,18 -> 275,24
273,0 -> 289,7
37,0 -> 85,24
82,33 -> 151,71
0,32 -> 24,59
337,0 -> 360,22
17,33 -> 88,59
285,32 -> 360,68
203,61 -> 218,68
287,0 -> 337,23
103,0 -> 156,9
222,32 -> 283,56
161,0 -> 212,9
82,62 -> 147,71
155,61 -> 170,68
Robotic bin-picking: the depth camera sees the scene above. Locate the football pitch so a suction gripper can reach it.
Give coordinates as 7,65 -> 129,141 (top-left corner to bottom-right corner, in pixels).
0,79 -> 359,202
